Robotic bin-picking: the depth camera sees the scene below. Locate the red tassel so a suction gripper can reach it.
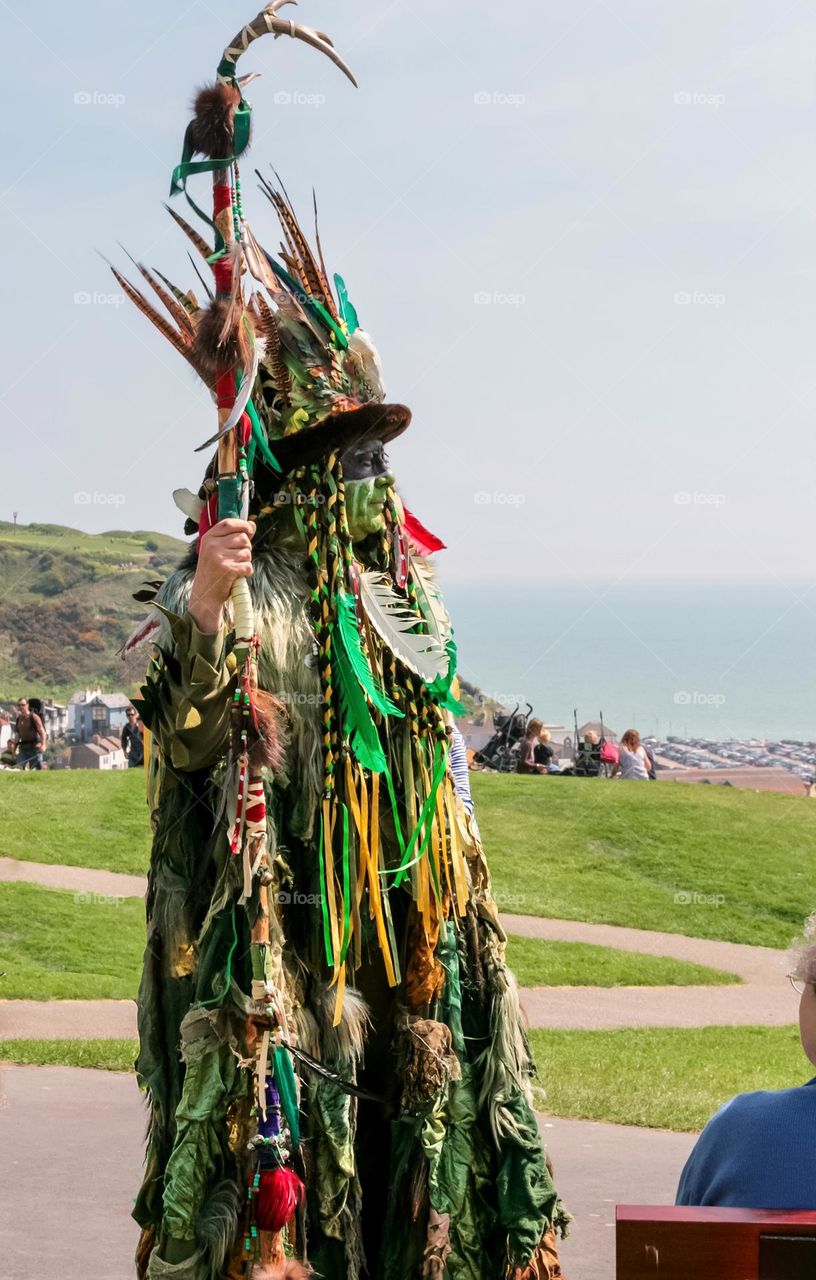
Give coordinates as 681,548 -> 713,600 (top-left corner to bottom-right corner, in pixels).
256,1166 -> 305,1233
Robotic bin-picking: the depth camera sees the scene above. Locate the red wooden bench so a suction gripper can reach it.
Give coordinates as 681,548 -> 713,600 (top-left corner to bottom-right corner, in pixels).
617,1206 -> 816,1279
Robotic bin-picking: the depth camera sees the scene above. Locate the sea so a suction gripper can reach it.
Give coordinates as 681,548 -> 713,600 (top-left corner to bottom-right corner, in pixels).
443,582 -> 816,743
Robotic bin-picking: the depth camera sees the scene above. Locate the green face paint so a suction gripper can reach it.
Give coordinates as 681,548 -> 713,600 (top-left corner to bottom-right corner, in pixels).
345,475 -> 392,541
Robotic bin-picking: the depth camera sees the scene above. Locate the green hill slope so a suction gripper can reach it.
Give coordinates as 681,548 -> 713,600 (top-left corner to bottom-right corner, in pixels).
0,522 -> 187,699
2,769 -> 812,947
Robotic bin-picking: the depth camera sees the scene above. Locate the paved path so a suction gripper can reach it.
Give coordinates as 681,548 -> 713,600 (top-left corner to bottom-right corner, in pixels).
0,1064 -> 695,1280
0,999 -> 137,1040
501,912 -> 785,985
0,857 -> 145,899
520,983 -> 796,1029
0,859 -> 792,1035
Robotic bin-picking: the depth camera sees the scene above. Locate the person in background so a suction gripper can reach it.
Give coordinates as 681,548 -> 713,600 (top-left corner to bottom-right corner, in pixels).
676,914 -> 816,1207
12,696 -> 46,770
612,728 -> 650,780
121,705 -> 144,768
535,727 -> 555,770
643,739 -> 657,780
518,717 -> 548,774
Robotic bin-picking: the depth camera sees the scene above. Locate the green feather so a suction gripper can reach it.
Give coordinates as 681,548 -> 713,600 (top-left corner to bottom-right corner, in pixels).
333,272 -> 359,334
333,607 -> 388,772
261,249 -> 349,350
428,638 -> 463,713
336,591 -> 403,719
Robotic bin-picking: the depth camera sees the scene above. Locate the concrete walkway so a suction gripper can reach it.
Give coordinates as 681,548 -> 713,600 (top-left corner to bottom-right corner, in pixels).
501,912 -> 785,985
0,1063 -> 694,1280
0,857 -> 145,899
520,983 -> 796,1030
0,999 -> 137,1040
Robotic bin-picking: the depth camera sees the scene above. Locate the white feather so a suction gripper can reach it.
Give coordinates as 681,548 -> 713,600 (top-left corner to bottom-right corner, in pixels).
409,554 -> 452,649
359,571 -> 448,683
347,329 -> 385,400
173,488 -> 205,522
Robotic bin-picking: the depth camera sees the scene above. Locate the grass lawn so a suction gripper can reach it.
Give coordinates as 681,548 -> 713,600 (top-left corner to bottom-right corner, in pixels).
475,773 -> 814,947
0,882 -> 144,999
0,1038 -> 138,1072
1,770 -> 813,949
0,769 -> 151,875
505,936 -> 737,987
529,1025 -> 809,1131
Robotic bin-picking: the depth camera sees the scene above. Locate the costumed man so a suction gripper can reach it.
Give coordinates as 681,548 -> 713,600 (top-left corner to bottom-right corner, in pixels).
115,7 -> 569,1278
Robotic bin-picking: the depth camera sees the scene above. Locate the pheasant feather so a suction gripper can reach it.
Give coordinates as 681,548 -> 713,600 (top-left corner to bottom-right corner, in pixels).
163,201 -> 212,260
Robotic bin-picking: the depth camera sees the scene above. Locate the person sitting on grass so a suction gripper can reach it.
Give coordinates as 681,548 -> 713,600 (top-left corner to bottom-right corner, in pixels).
611,728 -> 650,781
518,717 -> 548,774
676,914 -> 816,1208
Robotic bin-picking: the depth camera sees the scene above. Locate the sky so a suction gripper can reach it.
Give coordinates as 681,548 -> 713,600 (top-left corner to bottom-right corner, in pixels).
2,0 -> 816,589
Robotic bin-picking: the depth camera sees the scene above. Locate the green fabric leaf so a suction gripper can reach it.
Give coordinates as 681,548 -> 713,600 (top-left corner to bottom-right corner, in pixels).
335,590 -> 403,719
273,1045 -> 301,1147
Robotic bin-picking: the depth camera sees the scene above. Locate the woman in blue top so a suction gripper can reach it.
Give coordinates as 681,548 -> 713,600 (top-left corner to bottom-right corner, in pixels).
677,916 -> 816,1208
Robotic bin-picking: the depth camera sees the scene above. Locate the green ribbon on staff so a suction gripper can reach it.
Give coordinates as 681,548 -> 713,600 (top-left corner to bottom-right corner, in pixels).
169,97 -> 252,256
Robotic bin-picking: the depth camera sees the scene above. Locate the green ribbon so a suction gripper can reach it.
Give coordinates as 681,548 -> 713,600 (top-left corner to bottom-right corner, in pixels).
169,96 -> 252,256
391,740 -> 447,890
338,801 -> 352,962
317,805 -> 334,967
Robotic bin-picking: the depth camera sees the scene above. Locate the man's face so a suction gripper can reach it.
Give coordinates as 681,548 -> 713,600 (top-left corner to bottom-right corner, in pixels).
127,709 -> 138,725
341,438 -> 396,541
17,700 -> 27,716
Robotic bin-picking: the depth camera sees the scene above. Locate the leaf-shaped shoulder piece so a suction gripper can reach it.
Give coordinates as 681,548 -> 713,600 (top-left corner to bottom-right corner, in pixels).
358,571 -> 448,684
335,591 -> 404,719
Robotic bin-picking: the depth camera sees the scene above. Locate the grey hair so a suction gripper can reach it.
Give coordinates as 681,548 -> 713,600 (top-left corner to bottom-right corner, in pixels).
789,913 -> 816,986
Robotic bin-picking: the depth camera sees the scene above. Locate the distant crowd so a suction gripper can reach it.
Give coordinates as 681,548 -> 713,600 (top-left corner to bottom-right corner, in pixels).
517,718 -> 656,779
2,694 -> 144,771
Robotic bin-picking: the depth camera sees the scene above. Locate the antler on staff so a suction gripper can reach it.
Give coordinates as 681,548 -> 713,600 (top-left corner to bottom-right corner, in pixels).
219,1 -> 358,86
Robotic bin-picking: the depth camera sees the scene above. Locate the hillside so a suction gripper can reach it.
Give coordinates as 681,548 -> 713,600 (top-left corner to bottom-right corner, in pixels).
3,769 -> 813,947
0,522 -> 188,699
